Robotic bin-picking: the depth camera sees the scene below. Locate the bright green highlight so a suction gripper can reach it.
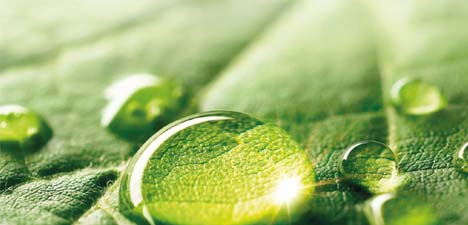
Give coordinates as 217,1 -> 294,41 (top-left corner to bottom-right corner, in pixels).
340,141 -> 405,194
0,105 -> 52,150
454,142 -> 468,173
364,193 -> 439,225
390,78 -> 447,115
102,74 -> 186,141
119,111 -> 315,225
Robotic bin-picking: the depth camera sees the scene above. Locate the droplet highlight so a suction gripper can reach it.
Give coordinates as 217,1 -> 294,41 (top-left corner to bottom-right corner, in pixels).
364,193 -> 439,225
391,78 -> 447,115
0,105 -> 52,151
340,141 -> 405,194
454,142 -> 468,173
119,111 -> 315,225
101,74 -> 187,141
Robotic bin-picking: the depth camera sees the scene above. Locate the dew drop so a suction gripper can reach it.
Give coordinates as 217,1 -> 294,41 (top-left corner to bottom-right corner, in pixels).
101,74 -> 187,141
364,193 -> 439,225
119,111 -> 315,225
339,141 -> 405,194
390,78 -> 447,115
454,142 -> 468,173
364,193 -> 396,225
0,105 -> 52,151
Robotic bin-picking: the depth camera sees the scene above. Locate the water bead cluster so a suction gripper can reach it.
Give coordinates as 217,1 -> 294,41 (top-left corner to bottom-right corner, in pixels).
2,74 -> 461,225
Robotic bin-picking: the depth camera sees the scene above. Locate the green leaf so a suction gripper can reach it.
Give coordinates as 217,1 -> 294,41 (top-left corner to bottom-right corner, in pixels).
0,168 -> 118,225
202,1 -> 385,223
202,0 -> 468,224
0,0 -> 292,224
1,0 -> 468,224
0,0 -> 178,69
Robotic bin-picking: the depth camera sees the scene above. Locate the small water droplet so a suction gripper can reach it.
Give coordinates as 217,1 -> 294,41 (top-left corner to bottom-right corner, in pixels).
119,111 -> 315,225
340,141 -> 405,194
454,142 -> 468,173
364,193 -> 395,225
391,78 -> 447,115
364,193 -> 439,225
0,105 -> 52,151
101,74 -> 187,141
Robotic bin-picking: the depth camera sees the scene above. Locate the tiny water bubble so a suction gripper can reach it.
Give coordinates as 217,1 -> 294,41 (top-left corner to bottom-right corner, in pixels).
0,105 -> 52,151
364,193 -> 439,225
101,74 -> 187,142
390,78 -> 447,115
340,141 -> 405,194
454,142 -> 468,173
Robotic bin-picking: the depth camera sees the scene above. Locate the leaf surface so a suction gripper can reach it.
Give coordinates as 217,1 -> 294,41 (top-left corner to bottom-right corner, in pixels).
1,0 -> 467,224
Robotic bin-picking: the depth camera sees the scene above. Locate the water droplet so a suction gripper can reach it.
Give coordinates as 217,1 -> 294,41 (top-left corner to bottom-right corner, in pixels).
340,141 -> 405,194
364,193 -> 396,225
119,111 -> 315,225
391,78 -> 447,115
0,105 -> 52,151
102,74 -> 187,141
364,193 -> 439,225
454,142 -> 468,173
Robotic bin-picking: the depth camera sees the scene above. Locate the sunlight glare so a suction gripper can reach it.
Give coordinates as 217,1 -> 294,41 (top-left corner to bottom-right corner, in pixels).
273,177 -> 302,205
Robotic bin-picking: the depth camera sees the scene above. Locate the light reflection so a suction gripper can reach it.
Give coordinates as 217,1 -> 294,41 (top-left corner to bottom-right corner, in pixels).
366,193 -> 395,225
273,177 -> 303,205
101,74 -> 157,126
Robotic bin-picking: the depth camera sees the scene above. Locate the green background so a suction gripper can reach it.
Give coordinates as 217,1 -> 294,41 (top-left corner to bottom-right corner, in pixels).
0,0 -> 467,224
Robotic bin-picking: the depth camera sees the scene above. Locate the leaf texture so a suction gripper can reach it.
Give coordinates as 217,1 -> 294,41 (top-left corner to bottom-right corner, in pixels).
1,0 -> 467,224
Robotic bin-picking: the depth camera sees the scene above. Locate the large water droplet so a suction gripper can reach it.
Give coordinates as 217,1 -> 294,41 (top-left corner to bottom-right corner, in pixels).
119,111 -> 315,225
391,78 -> 447,115
340,141 -> 405,194
454,142 -> 468,173
0,105 -> 52,151
101,74 -> 187,141
364,193 -> 439,225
